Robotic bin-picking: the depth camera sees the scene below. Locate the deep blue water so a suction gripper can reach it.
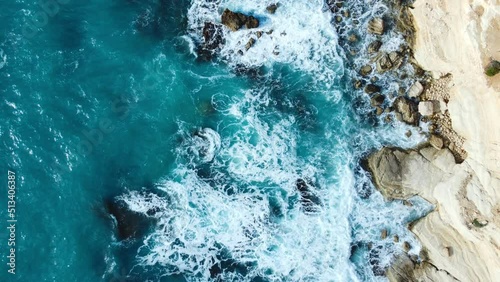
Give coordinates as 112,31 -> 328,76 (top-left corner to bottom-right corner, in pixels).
0,0 -> 430,281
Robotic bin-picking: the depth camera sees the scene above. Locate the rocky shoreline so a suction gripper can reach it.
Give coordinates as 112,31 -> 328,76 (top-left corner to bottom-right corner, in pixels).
329,0 -> 499,280
194,0 -> 499,280
364,0 -> 500,281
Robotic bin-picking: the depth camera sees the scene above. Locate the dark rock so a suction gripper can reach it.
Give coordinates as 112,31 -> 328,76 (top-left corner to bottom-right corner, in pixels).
104,197 -> 154,241
368,40 -> 382,54
365,84 -> 381,94
221,9 -> 259,31
375,106 -> 384,115
485,60 -> 500,77
403,242 -> 411,252
296,178 -> 322,213
266,4 -> 278,14
197,22 -> 224,61
369,245 -> 386,276
246,16 -> 259,29
371,94 -> 385,107
202,22 -> 224,51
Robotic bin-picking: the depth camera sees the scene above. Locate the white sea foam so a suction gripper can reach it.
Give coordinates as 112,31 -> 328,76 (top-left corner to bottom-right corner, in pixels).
120,0 -> 432,281
188,0 -> 343,89
121,86 -> 429,281
0,48 -> 6,69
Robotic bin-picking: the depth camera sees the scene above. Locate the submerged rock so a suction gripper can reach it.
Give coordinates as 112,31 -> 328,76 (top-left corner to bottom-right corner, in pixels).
104,197 -> 153,241
193,128 -> 221,163
221,9 -> 259,31
296,178 -> 322,213
198,22 -> 224,60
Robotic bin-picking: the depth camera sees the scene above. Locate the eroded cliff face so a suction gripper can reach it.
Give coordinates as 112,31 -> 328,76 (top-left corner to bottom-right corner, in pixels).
368,146 -> 500,281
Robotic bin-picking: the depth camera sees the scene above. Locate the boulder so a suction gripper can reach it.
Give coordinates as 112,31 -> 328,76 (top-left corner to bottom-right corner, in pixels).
202,22 -> 224,51
418,100 -> 440,116
245,38 -> 256,50
394,96 -> 419,125
246,16 -> 259,29
371,94 -> 385,107
376,52 -> 404,73
354,80 -> 363,89
365,84 -> 381,94
266,4 -> 278,14
485,60 -> 500,77
368,18 -> 385,35
221,9 -> 259,31
368,40 -> 382,54
376,53 -> 393,73
360,65 -> 373,76
389,51 -> 403,69
408,81 -> 424,98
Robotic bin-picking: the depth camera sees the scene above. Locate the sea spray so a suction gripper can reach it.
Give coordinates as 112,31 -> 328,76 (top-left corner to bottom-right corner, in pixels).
115,0 -> 432,281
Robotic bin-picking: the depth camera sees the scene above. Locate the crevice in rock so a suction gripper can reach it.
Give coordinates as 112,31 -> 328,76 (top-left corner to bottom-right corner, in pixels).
425,261 -> 462,282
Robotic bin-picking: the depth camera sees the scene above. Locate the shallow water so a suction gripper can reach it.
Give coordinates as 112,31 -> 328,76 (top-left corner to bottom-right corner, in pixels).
0,0 -> 430,281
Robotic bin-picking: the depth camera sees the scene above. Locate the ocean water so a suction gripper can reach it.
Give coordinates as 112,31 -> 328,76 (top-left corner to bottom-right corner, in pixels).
0,0 -> 431,281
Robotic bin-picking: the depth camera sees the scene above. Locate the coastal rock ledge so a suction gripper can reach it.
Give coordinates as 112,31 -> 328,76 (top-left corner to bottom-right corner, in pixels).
368,146 -> 500,281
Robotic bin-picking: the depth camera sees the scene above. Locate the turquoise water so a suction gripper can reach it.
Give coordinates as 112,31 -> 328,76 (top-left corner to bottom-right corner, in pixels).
1,0 -> 430,281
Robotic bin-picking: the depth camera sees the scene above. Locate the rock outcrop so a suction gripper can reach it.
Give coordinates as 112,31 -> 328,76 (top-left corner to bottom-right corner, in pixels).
368,18 -> 385,35
198,22 -> 224,60
368,146 -> 500,281
221,9 -> 259,31
393,96 -> 419,125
